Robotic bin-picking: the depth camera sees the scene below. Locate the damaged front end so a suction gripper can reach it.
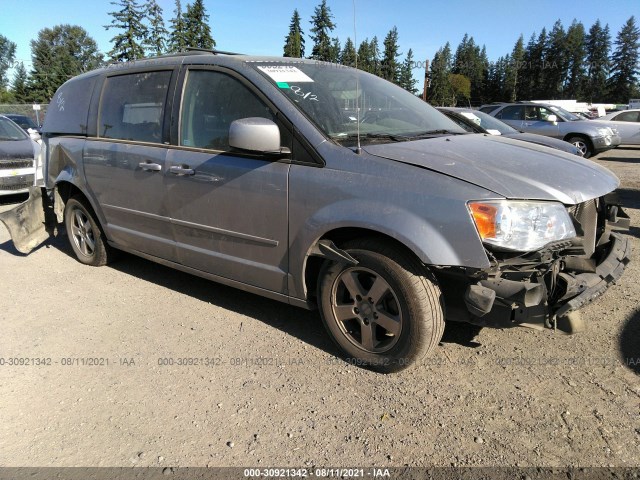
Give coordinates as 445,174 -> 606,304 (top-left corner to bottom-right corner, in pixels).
0,186 -> 61,254
441,194 -> 631,334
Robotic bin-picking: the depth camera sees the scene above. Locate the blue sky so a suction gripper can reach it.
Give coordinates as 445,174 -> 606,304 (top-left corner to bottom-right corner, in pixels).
1,0 -> 638,84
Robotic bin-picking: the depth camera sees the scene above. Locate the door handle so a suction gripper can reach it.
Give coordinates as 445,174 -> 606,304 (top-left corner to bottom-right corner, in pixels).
169,165 -> 195,176
139,162 -> 162,172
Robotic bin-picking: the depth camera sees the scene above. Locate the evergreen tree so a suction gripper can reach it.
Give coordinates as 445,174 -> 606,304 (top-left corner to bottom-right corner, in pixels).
183,0 -> 215,49
0,35 -> 17,90
563,20 -> 586,99
381,26 -> 401,83
485,55 -> 509,102
168,0 -> 188,52
517,32 -> 538,100
309,0 -> 336,61
452,34 -> 486,104
357,38 -> 373,73
11,62 -> 29,102
584,20 -> 611,103
144,0 -> 168,56
328,37 -> 341,63
105,0 -> 148,62
283,9 -> 305,58
29,25 -> 103,101
340,37 -> 356,67
530,28 -> 548,98
608,16 -> 640,102
504,35 -> 525,102
398,48 -> 418,94
428,42 -> 453,106
476,45 -> 490,103
544,20 -> 567,98
369,36 -> 381,76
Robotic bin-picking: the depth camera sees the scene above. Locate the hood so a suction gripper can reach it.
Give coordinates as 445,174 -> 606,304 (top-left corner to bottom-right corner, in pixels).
364,134 -> 619,205
0,138 -> 36,161
503,132 -> 579,155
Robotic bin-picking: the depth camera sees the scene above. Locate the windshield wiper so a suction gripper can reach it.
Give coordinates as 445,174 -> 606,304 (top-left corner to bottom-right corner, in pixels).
407,129 -> 468,139
332,132 -> 410,143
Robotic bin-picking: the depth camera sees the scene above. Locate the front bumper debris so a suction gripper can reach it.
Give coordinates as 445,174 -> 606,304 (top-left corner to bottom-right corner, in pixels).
553,232 -> 630,319
454,197 -> 631,334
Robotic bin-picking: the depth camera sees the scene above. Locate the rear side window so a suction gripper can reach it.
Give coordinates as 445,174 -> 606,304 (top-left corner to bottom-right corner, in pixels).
479,105 -> 500,114
98,71 -> 172,143
613,111 -> 639,122
497,106 -> 524,120
180,70 -> 274,150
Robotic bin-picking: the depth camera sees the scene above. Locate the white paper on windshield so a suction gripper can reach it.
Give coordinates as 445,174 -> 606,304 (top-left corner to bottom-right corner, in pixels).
257,66 -> 314,83
460,111 -> 481,125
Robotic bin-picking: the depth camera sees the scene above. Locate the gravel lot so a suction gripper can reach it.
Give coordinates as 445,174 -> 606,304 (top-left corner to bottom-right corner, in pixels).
0,147 -> 639,469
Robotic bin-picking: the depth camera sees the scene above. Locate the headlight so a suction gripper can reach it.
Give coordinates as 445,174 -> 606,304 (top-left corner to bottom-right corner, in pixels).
468,200 -> 576,252
597,127 -> 613,136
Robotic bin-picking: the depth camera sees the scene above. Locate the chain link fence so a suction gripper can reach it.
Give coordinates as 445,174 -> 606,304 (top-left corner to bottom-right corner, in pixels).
0,104 -> 49,125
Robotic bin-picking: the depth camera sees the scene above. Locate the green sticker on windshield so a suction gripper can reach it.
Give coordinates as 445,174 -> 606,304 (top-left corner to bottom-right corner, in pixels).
277,82 -> 290,89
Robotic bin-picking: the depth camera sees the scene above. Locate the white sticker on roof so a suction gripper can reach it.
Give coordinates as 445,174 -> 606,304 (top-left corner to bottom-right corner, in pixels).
460,112 -> 481,125
257,66 -> 314,83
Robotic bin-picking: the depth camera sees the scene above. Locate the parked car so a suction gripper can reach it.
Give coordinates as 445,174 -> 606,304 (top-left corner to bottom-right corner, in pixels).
479,102 -> 621,158
591,109 -> 640,145
2,113 -> 42,142
0,52 -> 630,372
0,115 -> 38,196
437,107 -> 582,156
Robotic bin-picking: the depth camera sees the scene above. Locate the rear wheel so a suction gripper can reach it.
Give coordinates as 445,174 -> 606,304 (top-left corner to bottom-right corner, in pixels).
64,196 -> 114,266
318,239 -> 444,373
567,136 -> 593,158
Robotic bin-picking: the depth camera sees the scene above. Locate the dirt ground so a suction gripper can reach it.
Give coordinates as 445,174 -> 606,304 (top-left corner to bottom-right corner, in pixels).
0,147 -> 639,469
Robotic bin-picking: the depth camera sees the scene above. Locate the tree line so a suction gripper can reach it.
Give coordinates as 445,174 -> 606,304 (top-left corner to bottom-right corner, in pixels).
0,0 -> 214,103
428,16 -> 640,106
282,1 -> 418,93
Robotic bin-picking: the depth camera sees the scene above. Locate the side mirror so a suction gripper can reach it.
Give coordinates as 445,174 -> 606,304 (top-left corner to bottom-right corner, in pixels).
547,114 -> 558,123
229,117 -> 282,154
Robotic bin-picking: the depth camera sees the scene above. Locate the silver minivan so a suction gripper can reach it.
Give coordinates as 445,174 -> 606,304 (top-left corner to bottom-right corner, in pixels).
1,51 -> 631,372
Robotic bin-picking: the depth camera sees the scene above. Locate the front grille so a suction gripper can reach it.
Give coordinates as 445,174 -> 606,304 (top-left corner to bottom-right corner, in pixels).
0,159 -> 34,169
568,199 -> 598,257
0,174 -> 34,191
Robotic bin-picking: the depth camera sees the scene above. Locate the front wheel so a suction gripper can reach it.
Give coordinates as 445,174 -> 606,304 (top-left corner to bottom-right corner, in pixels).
318,239 -> 445,373
64,196 -> 114,266
567,136 -> 593,158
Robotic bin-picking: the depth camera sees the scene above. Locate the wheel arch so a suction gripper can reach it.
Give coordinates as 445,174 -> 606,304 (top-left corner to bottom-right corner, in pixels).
53,177 -> 107,237
303,227 -> 436,303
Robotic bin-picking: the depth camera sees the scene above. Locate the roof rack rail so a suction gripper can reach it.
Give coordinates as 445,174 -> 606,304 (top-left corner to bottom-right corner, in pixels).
184,47 -> 243,55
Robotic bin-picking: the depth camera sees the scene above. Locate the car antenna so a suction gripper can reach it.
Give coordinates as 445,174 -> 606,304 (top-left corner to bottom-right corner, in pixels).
353,0 -> 362,154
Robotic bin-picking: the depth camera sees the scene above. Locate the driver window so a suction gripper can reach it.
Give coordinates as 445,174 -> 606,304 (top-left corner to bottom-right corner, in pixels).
180,70 -> 275,150
524,106 -> 538,121
538,107 -> 556,121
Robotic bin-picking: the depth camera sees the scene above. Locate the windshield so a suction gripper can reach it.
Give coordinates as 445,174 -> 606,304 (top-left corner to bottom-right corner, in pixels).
455,109 -> 518,134
251,62 -> 466,145
8,115 -> 38,129
0,117 -> 29,141
548,105 -> 581,122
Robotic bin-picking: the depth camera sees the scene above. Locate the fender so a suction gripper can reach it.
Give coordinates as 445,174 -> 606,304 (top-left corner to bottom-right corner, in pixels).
288,198 -> 491,300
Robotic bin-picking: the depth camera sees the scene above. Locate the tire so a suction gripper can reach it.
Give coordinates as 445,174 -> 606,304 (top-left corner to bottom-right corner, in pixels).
318,239 -> 445,373
567,136 -> 593,158
64,196 -> 113,266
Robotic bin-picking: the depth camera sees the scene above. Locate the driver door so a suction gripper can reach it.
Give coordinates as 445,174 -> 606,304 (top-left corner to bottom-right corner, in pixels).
166,68 -> 290,294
